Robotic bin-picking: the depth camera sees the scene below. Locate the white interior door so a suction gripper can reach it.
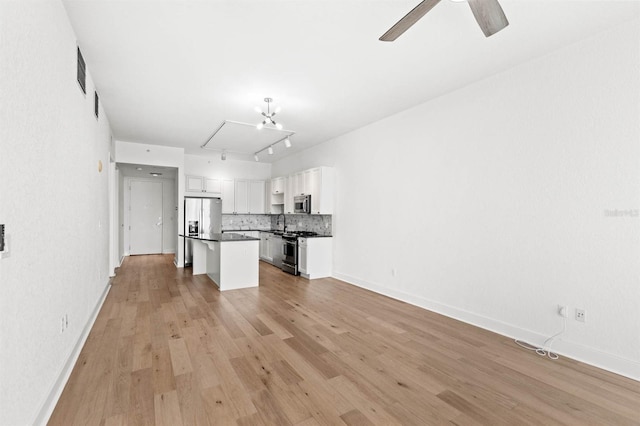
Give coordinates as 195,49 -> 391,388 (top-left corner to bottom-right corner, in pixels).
130,180 -> 163,255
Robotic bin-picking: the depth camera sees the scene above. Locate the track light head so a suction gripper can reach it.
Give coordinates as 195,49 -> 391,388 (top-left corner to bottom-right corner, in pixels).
284,136 -> 291,148
268,146 -> 274,155
221,151 -> 226,161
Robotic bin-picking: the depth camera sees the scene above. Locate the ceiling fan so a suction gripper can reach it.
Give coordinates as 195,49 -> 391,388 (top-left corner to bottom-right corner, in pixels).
380,0 -> 509,41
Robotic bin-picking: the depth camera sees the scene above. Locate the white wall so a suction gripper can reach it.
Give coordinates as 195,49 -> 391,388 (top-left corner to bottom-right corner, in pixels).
273,19 -> 640,379
0,1 -> 113,424
184,153 -> 272,180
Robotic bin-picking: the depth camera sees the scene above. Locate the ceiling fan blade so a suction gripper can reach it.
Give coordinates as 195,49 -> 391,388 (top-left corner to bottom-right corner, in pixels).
379,0 -> 441,42
467,0 -> 509,37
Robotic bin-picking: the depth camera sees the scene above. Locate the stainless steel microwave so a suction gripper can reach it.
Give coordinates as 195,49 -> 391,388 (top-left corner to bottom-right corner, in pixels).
294,194 -> 311,214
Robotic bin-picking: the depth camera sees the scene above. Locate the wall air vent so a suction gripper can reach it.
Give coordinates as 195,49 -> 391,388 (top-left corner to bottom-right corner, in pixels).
77,47 -> 86,94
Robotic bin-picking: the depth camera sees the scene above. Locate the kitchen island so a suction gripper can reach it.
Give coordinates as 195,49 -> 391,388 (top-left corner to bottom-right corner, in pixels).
181,233 -> 259,291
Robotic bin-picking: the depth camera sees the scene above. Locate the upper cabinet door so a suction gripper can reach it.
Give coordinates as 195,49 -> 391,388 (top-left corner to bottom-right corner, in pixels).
308,167 -> 333,214
204,178 -> 222,194
221,179 -> 235,213
295,172 -> 305,196
271,177 -> 285,194
248,180 -> 265,214
234,180 -> 249,214
186,175 -> 204,192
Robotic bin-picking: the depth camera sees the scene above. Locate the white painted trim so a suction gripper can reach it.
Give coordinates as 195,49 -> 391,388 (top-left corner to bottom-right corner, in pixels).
32,282 -> 112,426
162,249 -> 176,254
332,271 -> 640,382
108,160 -> 119,278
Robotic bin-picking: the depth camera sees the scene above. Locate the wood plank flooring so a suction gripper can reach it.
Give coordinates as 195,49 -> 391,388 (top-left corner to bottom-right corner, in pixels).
49,254 -> 640,425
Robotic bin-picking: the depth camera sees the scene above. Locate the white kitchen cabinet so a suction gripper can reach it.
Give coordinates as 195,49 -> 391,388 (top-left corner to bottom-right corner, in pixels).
294,172 -> 306,196
234,180 -> 249,213
259,232 -> 273,262
186,175 -> 222,194
307,167 -> 333,214
284,175 -> 295,214
205,178 -> 222,193
271,177 -> 285,195
298,240 -> 308,274
222,179 -> 266,214
248,180 -> 265,214
279,167 -> 333,214
298,237 -> 332,279
186,175 -> 204,192
221,179 -> 235,213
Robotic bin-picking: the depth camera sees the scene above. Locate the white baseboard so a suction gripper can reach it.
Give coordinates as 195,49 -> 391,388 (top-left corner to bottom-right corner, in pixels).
163,249 -> 175,254
332,271 -> 640,382
32,281 -> 112,426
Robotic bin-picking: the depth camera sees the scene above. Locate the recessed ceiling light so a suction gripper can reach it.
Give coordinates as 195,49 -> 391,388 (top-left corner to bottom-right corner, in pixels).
136,167 -> 143,171
150,172 -> 162,177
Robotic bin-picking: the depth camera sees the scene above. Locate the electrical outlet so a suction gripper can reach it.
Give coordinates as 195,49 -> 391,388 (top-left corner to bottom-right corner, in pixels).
575,308 -> 586,322
558,305 -> 568,318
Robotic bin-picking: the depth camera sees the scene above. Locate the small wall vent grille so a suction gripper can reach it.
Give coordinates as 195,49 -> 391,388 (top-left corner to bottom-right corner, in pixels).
77,47 -> 86,94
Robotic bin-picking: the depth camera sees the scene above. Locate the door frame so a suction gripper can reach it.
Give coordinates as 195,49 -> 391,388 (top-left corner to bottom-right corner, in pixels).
123,176 -> 173,256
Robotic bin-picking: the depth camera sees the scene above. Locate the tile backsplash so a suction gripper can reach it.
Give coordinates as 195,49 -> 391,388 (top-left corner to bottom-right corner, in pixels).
221,214 -> 332,235
271,214 -> 332,235
221,214 -> 271,230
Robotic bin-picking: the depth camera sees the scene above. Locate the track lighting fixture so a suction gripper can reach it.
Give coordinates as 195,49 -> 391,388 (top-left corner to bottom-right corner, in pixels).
256,97 -> 282,130
253,134 -> 294,162
221,151 -> 226,161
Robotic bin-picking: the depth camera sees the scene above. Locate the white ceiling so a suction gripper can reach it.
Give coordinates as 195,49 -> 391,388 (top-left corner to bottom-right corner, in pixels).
63,0 -> 639,163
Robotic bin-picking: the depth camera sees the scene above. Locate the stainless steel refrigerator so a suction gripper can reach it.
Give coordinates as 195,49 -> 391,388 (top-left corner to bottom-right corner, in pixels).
184,197 -> 222,267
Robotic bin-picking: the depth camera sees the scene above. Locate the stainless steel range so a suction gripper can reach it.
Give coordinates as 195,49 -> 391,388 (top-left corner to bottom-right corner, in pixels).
281,234 -> 298,275
281,231 -> 319,275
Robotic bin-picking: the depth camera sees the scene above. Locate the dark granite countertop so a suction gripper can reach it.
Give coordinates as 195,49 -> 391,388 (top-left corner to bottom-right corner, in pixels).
180,233 -> 260,242
265,230 -> 333,238
217,230 -> 333,238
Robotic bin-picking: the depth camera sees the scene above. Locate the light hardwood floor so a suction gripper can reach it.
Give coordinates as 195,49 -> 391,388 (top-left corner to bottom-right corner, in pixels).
49,254 -> 640,425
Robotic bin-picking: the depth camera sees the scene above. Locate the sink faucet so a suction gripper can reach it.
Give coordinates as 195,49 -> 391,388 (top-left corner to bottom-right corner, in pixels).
277,213 -> 287,233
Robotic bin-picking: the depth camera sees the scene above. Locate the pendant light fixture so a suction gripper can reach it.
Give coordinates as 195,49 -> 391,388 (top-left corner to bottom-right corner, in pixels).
256,97 -> 282,130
